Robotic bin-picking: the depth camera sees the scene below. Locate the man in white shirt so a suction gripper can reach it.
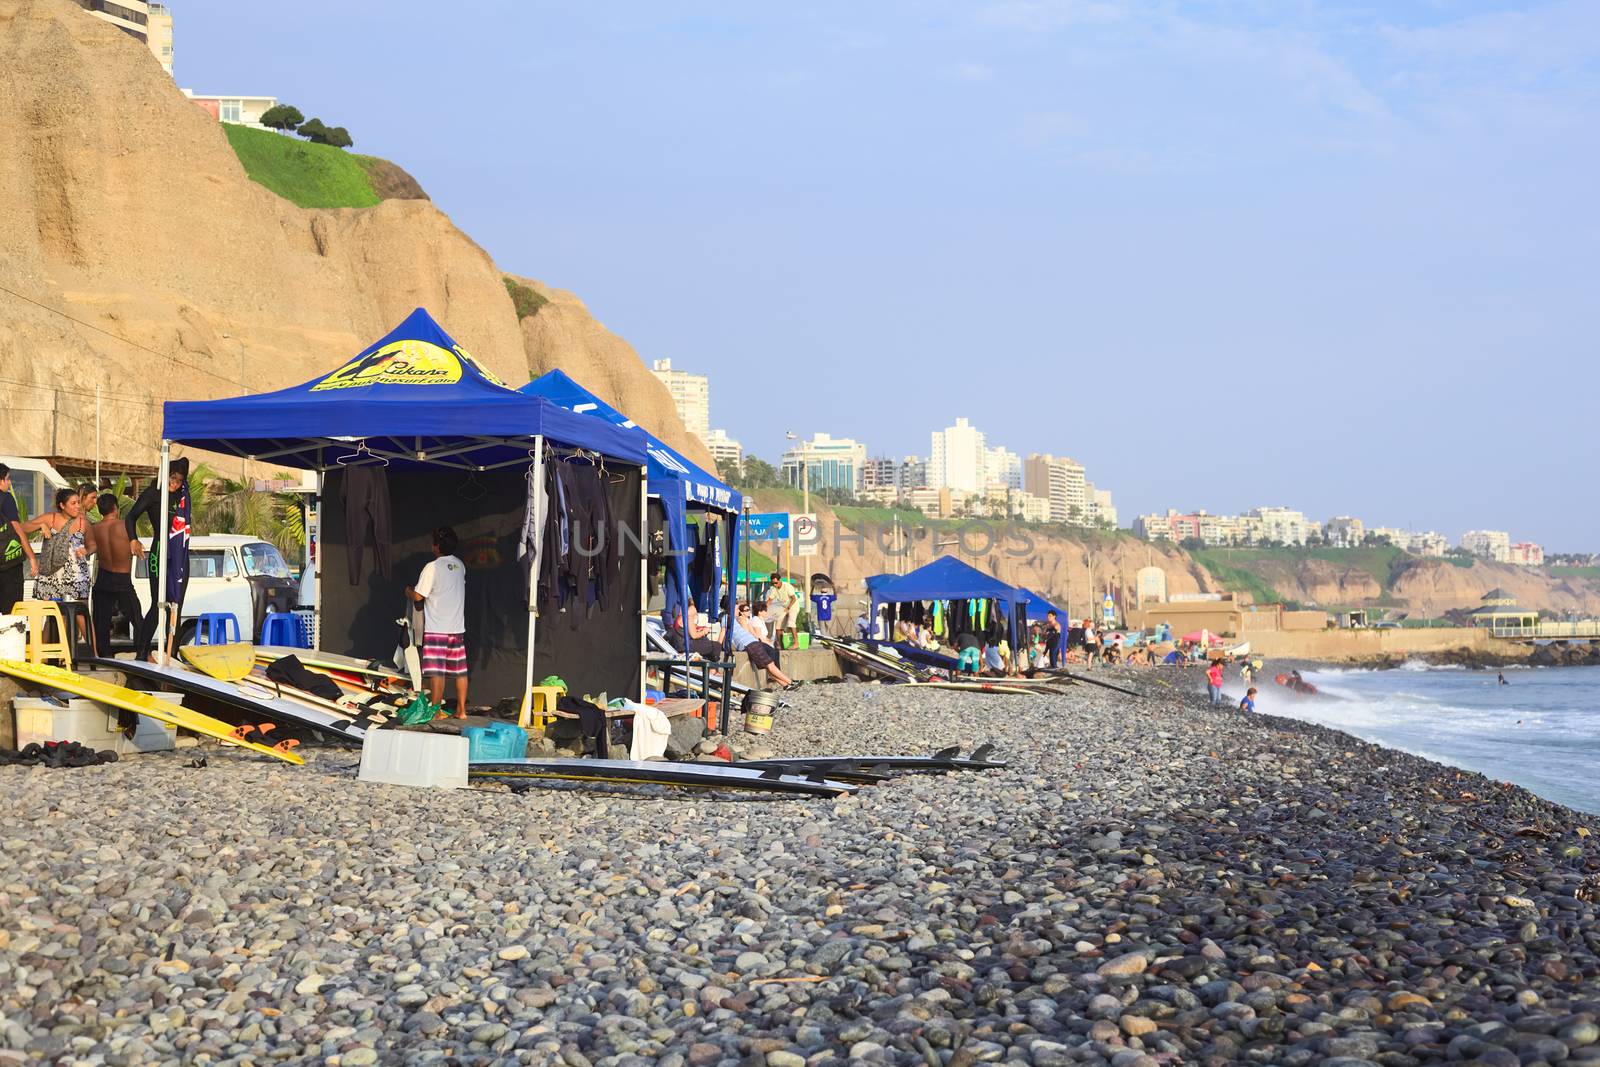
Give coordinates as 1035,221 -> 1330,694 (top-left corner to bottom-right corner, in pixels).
405,526 -> 469,718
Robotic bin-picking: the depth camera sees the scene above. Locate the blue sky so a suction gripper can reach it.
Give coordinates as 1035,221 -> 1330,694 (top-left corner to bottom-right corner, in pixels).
179,1 -> 1598,550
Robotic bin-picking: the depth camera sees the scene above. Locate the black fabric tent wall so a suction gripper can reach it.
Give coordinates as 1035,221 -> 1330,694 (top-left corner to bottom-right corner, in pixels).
320,465 -> 642,705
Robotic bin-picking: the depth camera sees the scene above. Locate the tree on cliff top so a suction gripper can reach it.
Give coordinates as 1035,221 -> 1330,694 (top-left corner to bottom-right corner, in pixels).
260,104 -> 304,133
296,118 -> 354,149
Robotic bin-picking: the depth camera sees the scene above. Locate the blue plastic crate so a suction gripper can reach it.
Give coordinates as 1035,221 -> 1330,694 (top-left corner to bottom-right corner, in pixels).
463,721 -> 528,762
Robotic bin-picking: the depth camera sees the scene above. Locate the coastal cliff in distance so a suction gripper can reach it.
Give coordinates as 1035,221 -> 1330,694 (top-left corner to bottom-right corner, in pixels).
0,0 -> 711,470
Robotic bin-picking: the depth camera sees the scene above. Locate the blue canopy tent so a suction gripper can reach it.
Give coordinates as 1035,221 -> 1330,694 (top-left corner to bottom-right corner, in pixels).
518,369 -> 741,628
161,308 -> 650,705
999,587 -> 1068,662
870,556 -> 1026,652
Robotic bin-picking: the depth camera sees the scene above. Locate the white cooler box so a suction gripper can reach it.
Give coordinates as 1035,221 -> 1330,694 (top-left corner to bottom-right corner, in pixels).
13,694 -> 180,755
359,730 -> 467,790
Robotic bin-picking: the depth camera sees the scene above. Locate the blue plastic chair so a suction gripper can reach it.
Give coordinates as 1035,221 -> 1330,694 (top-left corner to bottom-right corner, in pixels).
259,612 -> 305,648
194,612 -> 241,646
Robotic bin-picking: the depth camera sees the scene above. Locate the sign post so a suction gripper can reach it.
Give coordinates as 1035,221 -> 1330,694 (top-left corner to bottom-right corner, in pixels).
791,513 -> 819,559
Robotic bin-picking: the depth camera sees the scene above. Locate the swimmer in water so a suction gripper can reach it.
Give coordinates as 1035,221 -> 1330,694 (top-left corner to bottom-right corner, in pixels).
1498,672 -> 1508,685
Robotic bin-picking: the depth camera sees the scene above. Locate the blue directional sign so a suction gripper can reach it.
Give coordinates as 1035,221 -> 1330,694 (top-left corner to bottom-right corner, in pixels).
741,512 -> 791,542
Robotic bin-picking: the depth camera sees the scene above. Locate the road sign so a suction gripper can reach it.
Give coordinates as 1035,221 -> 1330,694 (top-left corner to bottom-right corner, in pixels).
741,512 -> 791,542
791,512 -> 819,557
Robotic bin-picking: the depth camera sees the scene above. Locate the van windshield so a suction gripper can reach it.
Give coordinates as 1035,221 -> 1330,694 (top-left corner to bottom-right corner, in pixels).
242,542 -> 292,579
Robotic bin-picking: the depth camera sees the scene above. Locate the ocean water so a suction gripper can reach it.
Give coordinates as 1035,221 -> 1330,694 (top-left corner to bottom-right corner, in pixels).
1231,663 -> 1600,815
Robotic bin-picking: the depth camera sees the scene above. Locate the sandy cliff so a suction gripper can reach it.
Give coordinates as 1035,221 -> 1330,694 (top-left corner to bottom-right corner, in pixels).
0,0 -> 710,469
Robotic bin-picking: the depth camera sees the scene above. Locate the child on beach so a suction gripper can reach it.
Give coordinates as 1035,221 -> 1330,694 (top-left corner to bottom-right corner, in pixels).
1239,687 -> 1257,713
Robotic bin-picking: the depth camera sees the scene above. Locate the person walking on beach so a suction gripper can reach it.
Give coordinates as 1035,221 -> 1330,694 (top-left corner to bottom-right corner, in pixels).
1206,658 -> 1225,706
0,464 -> 39,613
88,493 -> 143,657
1043,611 -> 1062,669
1239,687 -> 1257,713
407,526 -> 469,718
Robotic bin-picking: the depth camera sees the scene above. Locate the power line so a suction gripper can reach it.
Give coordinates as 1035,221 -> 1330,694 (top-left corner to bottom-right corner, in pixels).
0,377 -> 158,405
0,281 -> 253,391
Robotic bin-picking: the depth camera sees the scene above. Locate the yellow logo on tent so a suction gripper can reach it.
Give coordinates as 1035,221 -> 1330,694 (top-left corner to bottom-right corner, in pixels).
311,339 -> 464,391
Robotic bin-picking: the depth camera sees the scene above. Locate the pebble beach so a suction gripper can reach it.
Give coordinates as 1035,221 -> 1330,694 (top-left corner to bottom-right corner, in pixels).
5,669 -> 1600,1066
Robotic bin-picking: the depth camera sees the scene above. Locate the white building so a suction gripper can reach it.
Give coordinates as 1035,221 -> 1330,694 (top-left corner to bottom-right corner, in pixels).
1246,506 -> 1316,546
1325,516 -> 1366,547
929,419 -> 987,494
181,90 -> 279,128
1462,530 -> 1512,563
650,359 -> 710,443
1086,484 -> 1117,528
1023,453 -> 1087,524
984,446 -> 1022,491
781,433 -> 867,494
703,428 -> 742,474
1411,532 -> 1449,557
1013,491 -> 1052,524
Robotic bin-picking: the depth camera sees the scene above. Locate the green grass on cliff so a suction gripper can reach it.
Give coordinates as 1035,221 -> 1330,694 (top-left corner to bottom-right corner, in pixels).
223,124 -> 382,209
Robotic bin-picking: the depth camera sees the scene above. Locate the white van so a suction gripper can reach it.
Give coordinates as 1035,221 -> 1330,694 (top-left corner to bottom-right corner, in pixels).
129,534 -> 300,647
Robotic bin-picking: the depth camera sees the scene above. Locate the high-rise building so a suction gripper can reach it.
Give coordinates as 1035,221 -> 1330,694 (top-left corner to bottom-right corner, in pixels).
147,3 -> 173,73
780,433 -> 867,494
899,456 -> 928,492
929,418 -> 987,494
1462,530 -> 1512,563
76,0 -> 173,74
650,359 -> 710,443
704,428 -> 742,474
1087,484 -> 1117,528
1023,453 -> 1087,524
861,457 -> 899,495
984,446 -> 1022,491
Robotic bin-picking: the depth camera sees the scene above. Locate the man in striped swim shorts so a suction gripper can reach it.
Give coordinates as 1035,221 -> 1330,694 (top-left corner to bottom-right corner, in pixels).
406,526 -> 469,718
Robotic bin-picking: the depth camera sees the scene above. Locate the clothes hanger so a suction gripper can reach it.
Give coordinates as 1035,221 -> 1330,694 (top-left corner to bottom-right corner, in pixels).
335,441 -> 388,467
458,470 -> 487,502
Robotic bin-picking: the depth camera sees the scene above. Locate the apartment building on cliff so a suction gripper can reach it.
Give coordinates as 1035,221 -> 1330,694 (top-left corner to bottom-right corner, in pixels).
77,0 -> 173,73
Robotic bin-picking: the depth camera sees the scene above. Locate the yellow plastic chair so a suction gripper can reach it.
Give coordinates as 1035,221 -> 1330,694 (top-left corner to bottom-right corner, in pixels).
10,600 -> 73,669
518,685 -> 566,731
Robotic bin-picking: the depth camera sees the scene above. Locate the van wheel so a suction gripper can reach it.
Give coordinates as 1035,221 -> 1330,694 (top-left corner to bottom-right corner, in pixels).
175,621 -> 198,649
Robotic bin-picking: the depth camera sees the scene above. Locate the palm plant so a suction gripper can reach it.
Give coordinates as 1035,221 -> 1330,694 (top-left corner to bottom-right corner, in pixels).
191,465 -> 307,556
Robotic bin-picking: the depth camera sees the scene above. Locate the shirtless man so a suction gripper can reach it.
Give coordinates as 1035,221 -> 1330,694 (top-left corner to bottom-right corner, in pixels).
88,493 -> 144,658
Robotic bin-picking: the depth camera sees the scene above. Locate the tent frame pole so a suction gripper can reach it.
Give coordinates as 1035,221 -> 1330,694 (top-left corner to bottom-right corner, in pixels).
154,441 -> 171,661
637,471 -> 647,701
523,435 -> 545,721
313,463 -> 324,650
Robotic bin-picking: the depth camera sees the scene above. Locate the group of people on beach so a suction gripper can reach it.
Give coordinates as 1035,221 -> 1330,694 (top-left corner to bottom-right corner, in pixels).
661,576 -> 808,690
0,462 -> 188,662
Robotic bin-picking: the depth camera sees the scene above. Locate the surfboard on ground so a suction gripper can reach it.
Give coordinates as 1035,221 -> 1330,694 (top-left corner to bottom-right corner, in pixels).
904,680 -> 1035,695
253,647 -> 408,684
467,757 -> 858,797
244,667 -> 404,727
737,744 -> 1006,773
179,643 -> 255,682
722,759 -> 894,784
93,657 -> 373,745
0,659 -> 305,764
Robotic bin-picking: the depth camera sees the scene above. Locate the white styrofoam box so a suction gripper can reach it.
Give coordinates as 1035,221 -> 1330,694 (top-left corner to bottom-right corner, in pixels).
358,730 -> 467,790
0,615 -> 25,661
13,695 -> 179,755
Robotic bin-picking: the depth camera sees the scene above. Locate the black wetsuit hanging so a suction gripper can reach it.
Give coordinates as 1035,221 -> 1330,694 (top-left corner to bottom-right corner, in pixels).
341,464 -> 392,584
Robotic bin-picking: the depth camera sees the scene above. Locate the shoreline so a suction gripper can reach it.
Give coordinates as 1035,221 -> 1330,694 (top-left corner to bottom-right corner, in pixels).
4,670 -> 1600,1063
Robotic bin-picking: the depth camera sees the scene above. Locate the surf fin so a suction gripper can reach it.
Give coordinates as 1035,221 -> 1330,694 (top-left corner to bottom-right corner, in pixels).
971,743 -> 996,762
932,745 -> 961,760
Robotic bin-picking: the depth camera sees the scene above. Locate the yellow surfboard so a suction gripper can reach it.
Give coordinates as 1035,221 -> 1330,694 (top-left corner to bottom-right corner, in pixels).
180,643 -> 256,682
0,660 -> 305,765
